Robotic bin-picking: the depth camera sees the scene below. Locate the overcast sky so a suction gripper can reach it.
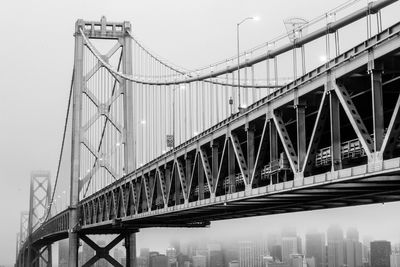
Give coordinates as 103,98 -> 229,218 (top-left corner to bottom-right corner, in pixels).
1,0 -> 400,265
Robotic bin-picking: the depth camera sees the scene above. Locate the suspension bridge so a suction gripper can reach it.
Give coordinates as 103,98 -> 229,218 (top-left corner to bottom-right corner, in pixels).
15,0 -> 400,266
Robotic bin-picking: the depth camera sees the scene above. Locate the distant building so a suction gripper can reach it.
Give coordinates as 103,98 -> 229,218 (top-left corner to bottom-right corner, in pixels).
167,247 -> 178,267
390,253 -> 400,267
362,237 -> 372,267
371,241 -> 391,267
290,254 -> 306,267
138,248 -> 151,267
271,245 -> 283,263
305,231 -> 326,267
239,240 -> 268,267
306,257 -> 316,267
229,260 -> 239,267
345,228 -> 363,267
282,237 -> 299,263
193,255 -> 207,267
208,243 -> 224,267
150,252 -> 169,267
223,241 -> 240,267
327,225 -> 345,267
267,262 -> 290,267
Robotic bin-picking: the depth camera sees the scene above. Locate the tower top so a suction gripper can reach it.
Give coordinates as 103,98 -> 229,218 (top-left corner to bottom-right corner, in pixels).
75,16 -> 131,39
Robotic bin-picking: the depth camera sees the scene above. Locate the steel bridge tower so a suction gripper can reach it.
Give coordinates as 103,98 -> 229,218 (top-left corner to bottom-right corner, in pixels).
69,17 -> 136,266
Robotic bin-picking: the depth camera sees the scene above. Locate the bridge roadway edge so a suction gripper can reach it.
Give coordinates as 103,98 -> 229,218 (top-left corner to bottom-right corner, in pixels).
29,156 -> 400,249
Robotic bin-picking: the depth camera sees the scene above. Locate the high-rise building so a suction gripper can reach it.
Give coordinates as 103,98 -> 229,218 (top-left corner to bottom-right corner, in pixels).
239,240 -> 268,267
390,253 -> 400,267
282,237 -> 299,263
305,231 -> 326,267
139,248 -> 151,267
167,247 -> 178,267
306,257 -> 316,267
271,245 -> 283,263
208,243 -> 224,267
345,228 -> 363,267
370,241 -> 391,267
229,260 -> 239,267
362,236 -> 372,267
290,254 -> 306,267
171,240 -> 181,255
193,255 -> 207,267
150,252 -> 169,267
223,241 -> 240,267
327,225 -> 345,267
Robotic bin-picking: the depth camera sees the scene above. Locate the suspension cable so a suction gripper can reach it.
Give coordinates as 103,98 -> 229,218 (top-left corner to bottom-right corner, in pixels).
43,70 -> 74,222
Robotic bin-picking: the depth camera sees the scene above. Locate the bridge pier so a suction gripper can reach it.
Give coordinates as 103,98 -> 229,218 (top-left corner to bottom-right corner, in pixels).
78,232 -> 137,267
125,233 -> 137,267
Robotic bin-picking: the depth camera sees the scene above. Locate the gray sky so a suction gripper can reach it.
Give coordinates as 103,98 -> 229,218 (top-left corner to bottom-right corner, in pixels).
1,0 -> 400,265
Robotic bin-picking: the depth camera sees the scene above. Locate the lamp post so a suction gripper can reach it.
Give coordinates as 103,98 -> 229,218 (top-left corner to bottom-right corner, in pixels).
237,16 -> 259,112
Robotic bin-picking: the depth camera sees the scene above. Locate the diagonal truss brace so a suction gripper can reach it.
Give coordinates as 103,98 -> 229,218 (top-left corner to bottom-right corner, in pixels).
230,133 -> 250,187
302,91 -> 329,174
272,112 -> 299,173
381,93 -> 400,157
333,82 -> 373,158
199,148 -> 214,194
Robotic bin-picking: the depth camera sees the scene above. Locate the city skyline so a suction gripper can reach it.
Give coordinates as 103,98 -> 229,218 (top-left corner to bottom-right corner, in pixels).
60,223 -> 400,267
136,202 -> 400,254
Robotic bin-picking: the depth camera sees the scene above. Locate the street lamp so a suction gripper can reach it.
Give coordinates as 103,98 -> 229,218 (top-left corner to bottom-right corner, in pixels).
237,16 -> 259,112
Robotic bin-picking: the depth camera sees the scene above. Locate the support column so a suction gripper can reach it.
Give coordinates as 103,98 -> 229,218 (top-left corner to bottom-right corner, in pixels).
123,21 -> 135,173
47,245 -> 52,267
330,91 -> 342,171
296,103 -> 306,172
371,68 -> 384,153
246,124 -> 255,182
269,120 -> 278,162
211,142 -> 219,192
125,233 -> 137,267
185,154 -> 192,203
228,137 -> 236,193
175,163 -> 180,204
122,22 -> 137,267
69,20 -> 85,267
198,152 -> 204,200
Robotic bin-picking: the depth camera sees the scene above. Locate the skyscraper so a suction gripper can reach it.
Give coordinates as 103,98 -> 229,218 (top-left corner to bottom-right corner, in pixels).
371,241 -> 391,267
208,243 -> 224,267
305,231 -> 326,267
193,255 -> 207,267
150,252 -> 169,267
345,228 -> 363,267
282,237 -> 299,263
239,240 -> 267,267
167,247 -> 178,267
268,234 -> 282,262
327,225 -> 345,267
390,253 -> 400,267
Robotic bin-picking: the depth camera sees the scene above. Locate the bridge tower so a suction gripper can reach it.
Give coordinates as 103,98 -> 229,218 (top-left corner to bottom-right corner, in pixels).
26,171 -> 52,267
69,17 -> 136,266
